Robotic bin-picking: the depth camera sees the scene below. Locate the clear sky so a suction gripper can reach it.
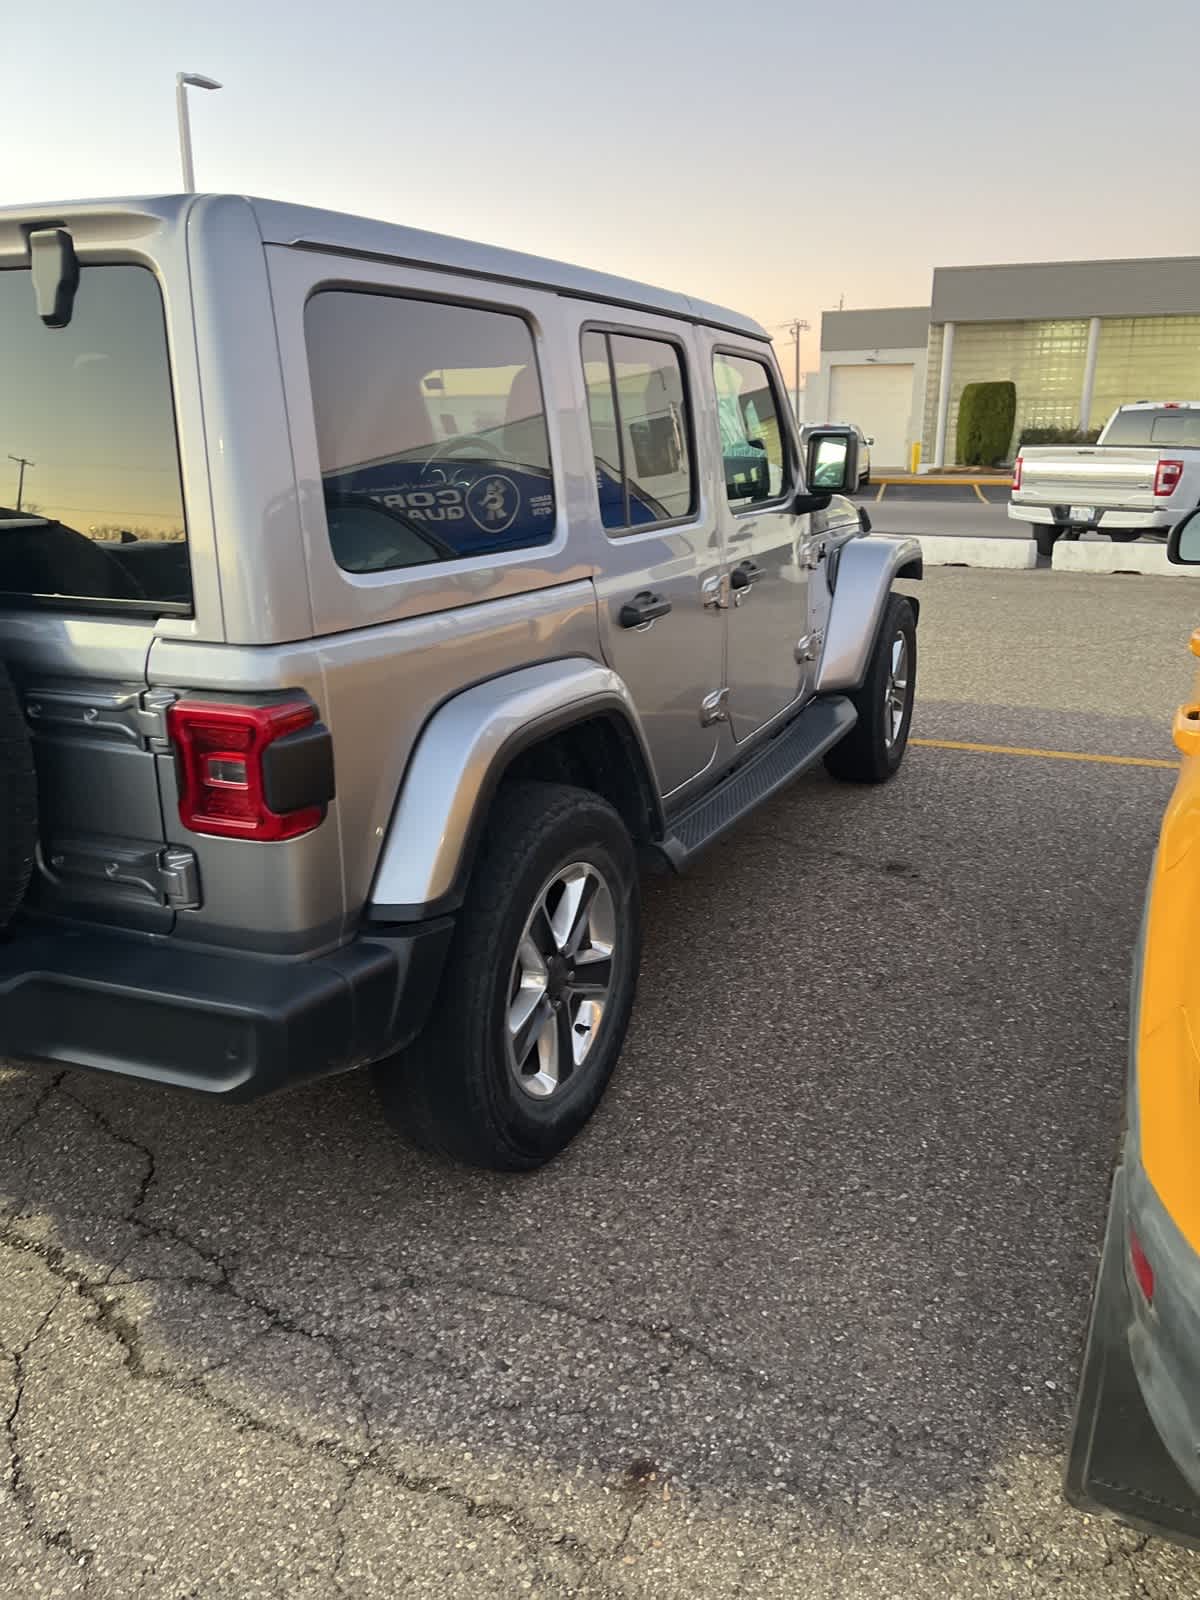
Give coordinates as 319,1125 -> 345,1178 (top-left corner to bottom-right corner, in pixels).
4,0 -> 1200,372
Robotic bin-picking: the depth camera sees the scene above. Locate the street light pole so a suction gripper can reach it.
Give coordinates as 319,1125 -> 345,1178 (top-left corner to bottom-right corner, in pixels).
176,72 -> 222,193
7,455 -> 34,513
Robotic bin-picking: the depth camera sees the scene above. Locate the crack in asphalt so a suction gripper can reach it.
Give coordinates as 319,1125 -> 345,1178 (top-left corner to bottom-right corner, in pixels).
0,1074 -> 1183,1595
0,1225 -> 611,1591
2,1069 -> 66,1144
4,1283 -> 95,1570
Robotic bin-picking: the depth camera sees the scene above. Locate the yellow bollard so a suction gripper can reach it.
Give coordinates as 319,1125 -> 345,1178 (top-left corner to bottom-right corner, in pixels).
909,440 -> 922,475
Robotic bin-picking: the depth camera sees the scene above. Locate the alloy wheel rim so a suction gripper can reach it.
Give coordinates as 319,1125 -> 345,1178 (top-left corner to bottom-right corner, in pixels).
505,862 -> 616,1100
883,631 -> 910,748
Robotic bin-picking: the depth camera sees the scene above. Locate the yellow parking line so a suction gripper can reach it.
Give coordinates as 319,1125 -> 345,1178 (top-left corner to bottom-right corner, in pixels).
874,482 -> 887,503
911,737 -> 1177,770
972,482 -> 988,503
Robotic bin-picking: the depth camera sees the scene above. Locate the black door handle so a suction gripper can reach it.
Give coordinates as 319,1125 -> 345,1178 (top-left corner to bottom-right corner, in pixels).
730,560 -> 766,590
618,590 -> 673,628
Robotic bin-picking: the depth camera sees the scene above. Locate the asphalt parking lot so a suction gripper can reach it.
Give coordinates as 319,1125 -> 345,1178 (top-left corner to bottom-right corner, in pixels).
3,569 -> 1200,1598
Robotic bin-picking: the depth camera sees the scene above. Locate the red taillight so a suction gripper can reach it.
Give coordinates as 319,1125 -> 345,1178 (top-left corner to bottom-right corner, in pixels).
1013,455 -> 1023,491
1129,1226 -> 1155,1305
1155,458 -> 1184,497
168,700 -> 330,841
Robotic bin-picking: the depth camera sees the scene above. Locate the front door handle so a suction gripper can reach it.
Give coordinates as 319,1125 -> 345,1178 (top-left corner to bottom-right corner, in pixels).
730,560 -> 766,590
619,590 -> 672,629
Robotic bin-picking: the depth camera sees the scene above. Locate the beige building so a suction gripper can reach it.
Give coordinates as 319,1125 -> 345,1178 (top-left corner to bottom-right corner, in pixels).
804,255 -> 1200,471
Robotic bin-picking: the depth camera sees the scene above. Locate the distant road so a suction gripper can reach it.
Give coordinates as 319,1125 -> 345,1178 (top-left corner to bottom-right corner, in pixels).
849,492 -> 1023,540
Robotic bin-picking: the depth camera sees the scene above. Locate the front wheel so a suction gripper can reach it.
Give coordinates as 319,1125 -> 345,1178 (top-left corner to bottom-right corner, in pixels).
825,593 -> 917,784
373,781 -> 641,1171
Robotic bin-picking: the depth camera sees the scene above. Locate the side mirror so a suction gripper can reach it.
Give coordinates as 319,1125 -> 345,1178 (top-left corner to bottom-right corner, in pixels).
864,436 -> 875,447
1169,508 -> 1200,565
804,427 -> 859,494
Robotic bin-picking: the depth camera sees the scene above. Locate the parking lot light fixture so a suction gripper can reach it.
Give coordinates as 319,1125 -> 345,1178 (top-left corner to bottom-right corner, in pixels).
176,72 -> 222,194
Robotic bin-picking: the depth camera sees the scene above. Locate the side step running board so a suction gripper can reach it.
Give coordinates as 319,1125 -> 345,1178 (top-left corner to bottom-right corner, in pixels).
653,695 -> 856,871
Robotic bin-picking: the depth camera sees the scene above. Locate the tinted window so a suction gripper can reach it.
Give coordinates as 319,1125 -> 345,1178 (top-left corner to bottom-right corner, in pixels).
305,292 -> 556,570
0,264 -> 190,611
713,353 -> 789,507
1102,408 -> 1200,447
581,330 -> 694,531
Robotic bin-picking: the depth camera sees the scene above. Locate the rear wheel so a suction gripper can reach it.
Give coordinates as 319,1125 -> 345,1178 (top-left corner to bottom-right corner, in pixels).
825,593 -> 916,784
373,781 -> 641,1170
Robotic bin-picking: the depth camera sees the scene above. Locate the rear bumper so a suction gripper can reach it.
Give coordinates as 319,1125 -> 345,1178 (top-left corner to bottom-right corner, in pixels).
1008,501 -> 1174,532
1123,1138 -> 1200,1497
1066,1162 -> 1200,1548
0,918 -> 453,1100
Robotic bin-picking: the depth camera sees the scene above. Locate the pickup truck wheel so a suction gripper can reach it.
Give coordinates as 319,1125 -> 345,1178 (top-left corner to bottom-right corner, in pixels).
824,593 -> 916,785
1109,531 -> 1139,544
373,781 -> 640,1171
1034,526 -> 1060,560
0,659 -> 38,927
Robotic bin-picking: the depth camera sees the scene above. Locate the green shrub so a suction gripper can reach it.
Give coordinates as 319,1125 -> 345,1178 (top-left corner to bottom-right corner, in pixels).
1017,425 -> 1102,448
955,381 -> 1017,465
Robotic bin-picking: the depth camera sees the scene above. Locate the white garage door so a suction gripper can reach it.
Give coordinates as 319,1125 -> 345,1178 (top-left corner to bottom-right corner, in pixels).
828,364 -> 914,471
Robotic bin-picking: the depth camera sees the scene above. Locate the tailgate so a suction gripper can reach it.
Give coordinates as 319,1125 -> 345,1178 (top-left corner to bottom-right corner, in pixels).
0,619 -> 190,933
1017,448 -> 1162,509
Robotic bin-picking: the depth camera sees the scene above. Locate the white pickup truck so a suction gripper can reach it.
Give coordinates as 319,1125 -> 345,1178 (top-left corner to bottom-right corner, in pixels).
1010,401 -> 1200,559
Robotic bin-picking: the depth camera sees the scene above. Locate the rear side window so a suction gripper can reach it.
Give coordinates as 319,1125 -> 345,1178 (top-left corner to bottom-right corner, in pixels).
0,264 -> 190,612
304,292 -> 557,572
581,330 -> 694,531
713,352 -> 790,507
1102,409 -> 1200,447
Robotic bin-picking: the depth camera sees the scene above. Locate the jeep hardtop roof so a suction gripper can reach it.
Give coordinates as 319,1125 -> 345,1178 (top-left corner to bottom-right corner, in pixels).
0,193 -> 770,343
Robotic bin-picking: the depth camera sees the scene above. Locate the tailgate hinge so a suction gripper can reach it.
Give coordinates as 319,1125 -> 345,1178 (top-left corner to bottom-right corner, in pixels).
159,847 -> 201,911
136,688 -> 178,751
794,630 -> 824,664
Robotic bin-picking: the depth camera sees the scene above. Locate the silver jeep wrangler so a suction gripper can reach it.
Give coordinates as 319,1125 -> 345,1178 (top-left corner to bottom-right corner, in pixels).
0,195 -> 921,1169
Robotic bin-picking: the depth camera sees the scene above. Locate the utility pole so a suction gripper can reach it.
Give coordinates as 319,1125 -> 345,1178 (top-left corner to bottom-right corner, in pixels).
781,319 -> 810,420
7,455 -> 34,512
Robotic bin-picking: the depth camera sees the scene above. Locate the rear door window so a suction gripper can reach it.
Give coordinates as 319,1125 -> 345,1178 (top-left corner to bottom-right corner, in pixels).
304,292 -> 557,572
0,264 -> 190,612
580,330 -> 695,531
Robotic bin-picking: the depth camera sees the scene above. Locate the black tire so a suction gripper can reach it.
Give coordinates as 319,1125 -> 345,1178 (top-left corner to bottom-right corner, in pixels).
859,474 -> 871,490
0,660 -> 37,927
373,781 -> 641,1171
824,593 -> 916,785
1109,531 -> 1139,544
1034,525 -> 1060,560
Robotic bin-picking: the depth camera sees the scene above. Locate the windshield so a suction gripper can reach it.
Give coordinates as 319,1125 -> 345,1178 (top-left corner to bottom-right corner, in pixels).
0,263 -> 190,612
1101,408 -> 1200,448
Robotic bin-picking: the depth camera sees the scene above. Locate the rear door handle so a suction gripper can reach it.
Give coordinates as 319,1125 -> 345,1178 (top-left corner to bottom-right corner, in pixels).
618,590 -> 672,628
730,560 -> 766,590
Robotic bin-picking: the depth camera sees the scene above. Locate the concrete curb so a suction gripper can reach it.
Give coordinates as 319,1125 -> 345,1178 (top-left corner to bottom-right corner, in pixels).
1051,542 -> 1200,577
914,535 -> 1037,569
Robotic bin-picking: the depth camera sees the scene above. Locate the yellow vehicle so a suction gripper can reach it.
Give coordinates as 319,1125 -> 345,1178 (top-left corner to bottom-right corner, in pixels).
1068,506 -> 1200,1545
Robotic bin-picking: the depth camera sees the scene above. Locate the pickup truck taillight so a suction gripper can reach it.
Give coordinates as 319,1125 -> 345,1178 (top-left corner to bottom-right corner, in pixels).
1013,455 -> 1023,491
167,700 -> 335,841
1155,458 -> 1184,497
